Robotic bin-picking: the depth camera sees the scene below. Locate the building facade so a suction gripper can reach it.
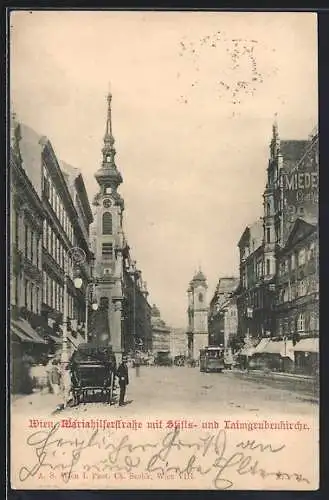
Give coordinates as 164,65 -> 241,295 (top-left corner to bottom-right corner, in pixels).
170,328 -> 188,358
89,92 -> 152,361
208,277 -> 239,348
10,114 -> 94,391
10,115 -> 47,371
236,219 -> 275,342
151,305 -> 171,353
275,219 -> 318,373
89,92 -> 126,358
186,269 -> 208,360
235,123 -> 318,373
122,257 -> 152,354
41,139 -> 94,348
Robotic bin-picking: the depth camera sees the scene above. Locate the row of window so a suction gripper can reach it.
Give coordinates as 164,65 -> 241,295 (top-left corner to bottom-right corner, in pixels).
12,210 -> 41,269
43,165 -> 74,244
24,279 -> 40,314
278,311 -> 319,335
279,242 -> 317,275
42,271 -> 74,318
279,278 -> 319,303
24,222 -> 41,268
242,258 -> 274,288
43,219 -> 74,270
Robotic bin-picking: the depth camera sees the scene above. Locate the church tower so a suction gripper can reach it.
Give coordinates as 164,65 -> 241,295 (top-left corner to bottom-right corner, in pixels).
90,91 -> 125,360
186,269 -> 209,361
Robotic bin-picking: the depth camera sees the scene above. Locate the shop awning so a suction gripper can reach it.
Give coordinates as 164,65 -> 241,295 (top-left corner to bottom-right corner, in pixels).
11,324 -> 34,343
239,346 -> 256,356
293,337 -> 319,353
48,335 -> 62,345
11,319 -> 46,344
253,338 -> 270,353
256,340 -> 295,361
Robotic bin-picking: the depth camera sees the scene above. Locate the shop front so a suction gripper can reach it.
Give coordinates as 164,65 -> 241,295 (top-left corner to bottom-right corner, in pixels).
293,337 -> 319,376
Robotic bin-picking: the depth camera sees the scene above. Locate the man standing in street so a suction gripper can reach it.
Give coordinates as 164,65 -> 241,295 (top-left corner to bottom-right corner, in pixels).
117,357 -> 129,406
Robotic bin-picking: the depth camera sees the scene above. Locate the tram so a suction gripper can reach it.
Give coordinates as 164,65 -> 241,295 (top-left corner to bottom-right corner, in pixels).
199,346 -> 225,373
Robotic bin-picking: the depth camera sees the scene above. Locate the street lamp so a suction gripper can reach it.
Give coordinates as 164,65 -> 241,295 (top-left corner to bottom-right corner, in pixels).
61,246 -> 87,407
73,275 -> 99,342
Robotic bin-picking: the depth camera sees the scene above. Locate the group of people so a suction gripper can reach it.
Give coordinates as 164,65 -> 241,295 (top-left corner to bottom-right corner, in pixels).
30,353 -> 130,407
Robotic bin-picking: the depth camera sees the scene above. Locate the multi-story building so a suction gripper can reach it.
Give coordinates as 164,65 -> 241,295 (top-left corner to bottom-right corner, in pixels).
41,143 -> 94,345
276,219 -> 318,335
10,114 -> 46,358
151,304 -> 171,353
10,113 -> 94,390
170,328 -> 188,358
274,128 -> 319,373
186,269 -> 208,360
236,219 -> 275,341
208,277 -> 239,348
235,122 -> 318,373
122,257 -> 152,353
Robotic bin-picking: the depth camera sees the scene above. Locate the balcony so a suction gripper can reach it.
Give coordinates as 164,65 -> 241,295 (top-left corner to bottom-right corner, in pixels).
22,256 -> 42,283
12,245 -> 23,274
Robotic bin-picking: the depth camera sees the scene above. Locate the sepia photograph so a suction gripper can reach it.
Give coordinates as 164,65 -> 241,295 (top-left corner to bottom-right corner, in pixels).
9,10 -> 319,490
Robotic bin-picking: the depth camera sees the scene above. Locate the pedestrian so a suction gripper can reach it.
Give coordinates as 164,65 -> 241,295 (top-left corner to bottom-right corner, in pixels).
49,359 -> 61,396
117,357 -> 129,406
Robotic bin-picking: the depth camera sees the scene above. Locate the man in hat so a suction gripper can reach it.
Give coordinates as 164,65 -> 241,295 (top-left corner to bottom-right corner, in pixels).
116,356 -> 129,406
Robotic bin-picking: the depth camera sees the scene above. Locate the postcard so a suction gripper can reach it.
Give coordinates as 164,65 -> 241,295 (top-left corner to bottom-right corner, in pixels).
9,10 -> 319,490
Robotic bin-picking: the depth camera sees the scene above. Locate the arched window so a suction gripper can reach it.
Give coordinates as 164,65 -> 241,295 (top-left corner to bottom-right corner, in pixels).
297,313 -> 305,332
198,292 -> 203,303
102,212 -> 112,235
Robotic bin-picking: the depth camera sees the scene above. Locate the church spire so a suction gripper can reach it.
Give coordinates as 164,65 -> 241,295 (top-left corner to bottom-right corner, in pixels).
102,88 -> 116,166
272,112 -> 279,142
270,112 -> 280,158
95,87 -> 123,194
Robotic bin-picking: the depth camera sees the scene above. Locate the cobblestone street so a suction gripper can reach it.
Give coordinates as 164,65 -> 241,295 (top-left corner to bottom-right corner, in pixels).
11,366 -> 318,418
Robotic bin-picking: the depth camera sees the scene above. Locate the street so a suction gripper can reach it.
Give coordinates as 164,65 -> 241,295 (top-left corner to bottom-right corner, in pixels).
11,366 -> 318,418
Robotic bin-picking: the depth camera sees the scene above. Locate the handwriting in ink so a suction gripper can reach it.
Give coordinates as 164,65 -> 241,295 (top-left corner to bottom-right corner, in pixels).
19,424 -> 310,489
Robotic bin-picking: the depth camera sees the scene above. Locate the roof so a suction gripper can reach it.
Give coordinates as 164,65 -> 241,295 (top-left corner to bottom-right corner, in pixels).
60,161 -> 81,197
215,277 -> 239,295
238,218 -> 263,250
249,219 -> 263,249
280,140 -> 309,161
60,160 -> 93,224
193,270 -> 207,281
18,124 -> 44,197
283,218 -> 317,250
280,140 -> 309,172
190,269 -> 207,285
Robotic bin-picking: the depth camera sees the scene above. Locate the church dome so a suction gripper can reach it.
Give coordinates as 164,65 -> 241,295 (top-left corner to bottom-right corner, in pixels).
191,269 -> 207,283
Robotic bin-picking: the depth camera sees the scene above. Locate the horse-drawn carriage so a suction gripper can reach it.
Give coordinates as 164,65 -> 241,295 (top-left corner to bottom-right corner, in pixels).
69,343 -> 117,405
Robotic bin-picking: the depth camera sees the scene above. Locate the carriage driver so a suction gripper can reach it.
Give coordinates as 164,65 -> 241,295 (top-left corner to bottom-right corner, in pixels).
116,356 -> 129,406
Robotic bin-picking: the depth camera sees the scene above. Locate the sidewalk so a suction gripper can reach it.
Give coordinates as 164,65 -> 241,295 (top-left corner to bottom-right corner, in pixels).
11,389 -> 63,414
232,368 -> 316,381
230,367 -> 319,402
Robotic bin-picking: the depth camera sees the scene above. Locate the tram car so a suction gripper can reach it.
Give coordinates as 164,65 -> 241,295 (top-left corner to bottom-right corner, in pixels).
69,343 -> 117,405
199,346 -> 225,373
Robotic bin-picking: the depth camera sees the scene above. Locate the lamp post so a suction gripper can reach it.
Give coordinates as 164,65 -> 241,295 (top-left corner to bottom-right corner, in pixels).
61,246 -> 87,408
84,283 -> 99,342
72,254 -> 99,343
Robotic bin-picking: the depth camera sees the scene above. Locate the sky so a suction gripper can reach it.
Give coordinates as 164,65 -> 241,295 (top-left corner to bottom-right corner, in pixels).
10,11 -> 318,328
